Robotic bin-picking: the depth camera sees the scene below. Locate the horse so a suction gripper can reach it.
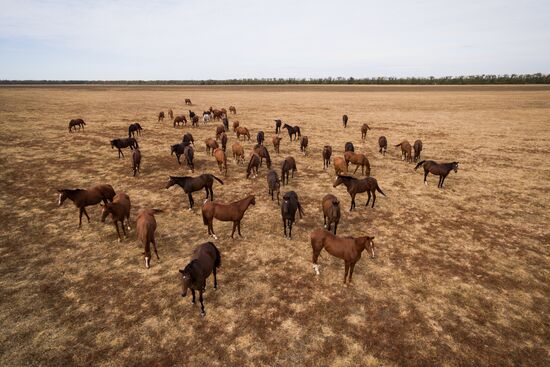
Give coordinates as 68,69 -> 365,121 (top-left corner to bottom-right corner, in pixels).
253,144 -> 272,169
189,110 -> 196,120
274,119 -> 282,134
267,170 -> 281,204
333,175 -> 386,211
179,242 -> 221,317
165,174 -> 224,210
322,194 -> 341,235
100,192 -> 131,242
229,106 -> 237,114
257,131 -> 265,145
212,110 -> 224,120
216,125 -> 225,140
413,140 -> 423,162
272,136 -> 282,154
378,136 -> 387,156
282,124 -> 301,141
395,140 -> 412,162
191,115 -> 200,127
158,112 -> 165,122
221,108 -> 227,115
220,132 -> 228,152
69,119 -> 86,132
414,160 -> 459,188
182,133 -> 195,146
173,115 -> 187,127
185,98 -> 192,105
310,229 -> 375,283
168,109 -> 174,120
333,157 -> 348,176
136,209 -> 161,268
128,123 -> 143,138
236,127 -> 251,141
183,145 -> 195,172
213,148 -> 227,177
281,156 -> 297,185
246,153 -> 260,179
361,123 -> 371,140
300,136 -> 308,155
111,138 -> 138,158
345,142 -> 354,152
232,142 -> 245,165
222,117 -> 229,131
202,195 -> 255,239
281,191 -> 304,238
323,145 -> 332,170
132,149 -> 141,177
203,112 -> 211,124
58,184 -> 116,227
232,120 -> 240,133
171,143 -> 187,165
342,114 -> 348,128
205,138 -> 219,155
344,151 -> 371,176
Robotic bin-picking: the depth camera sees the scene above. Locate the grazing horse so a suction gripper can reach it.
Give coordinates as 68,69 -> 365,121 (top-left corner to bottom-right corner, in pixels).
182,132 -> 195,146
333,157 -> 348,176
205,138 -> 219,155
132,149 -> 141,177
274,119 -> 282,134
333,175 -> 386,211
229,106 -> 237,114
415,160 -> 459,188
267,170 -> 281,204
168,109 -> 174,120
174,115 -> 187,127
101,192 -> 131,242
378,136 -> 388,156
361,123 -> 371,140
323,145 -> 332,170
212,110 -> 224,120
202,195 -> 255,239
58,184 -> 116,227
322,194 -> 341,235
158,112 -> 165,122
342,114 -> 348,128
272,136 -> 282,154
246,153 -> 260,179
281,156 -> 297,185
232,142 -> 245,165
232,120 -> 240,133
282,124 -> 301,141
213,148 -> 227,176
185,98 -> 192,105
253,144 -> 272,169
179,242 -> 221,317
165,174 -> 224,210
236,127 -> 251,141
281,191 -> 304,238
216,125 -> 225,140
111,138 -> 138,158
128,123 -> 143,138
413,140 -> 423,162
220,132 -> 228,152
395,140 -> 412,162
69,119 -> 86,132
191,115 -> 200,127
300,136 -> 308,155
345,142 -> 354,152
344,151 -> 371,176
310,229 -> 375,283
257,131 -> 265,145
136,209 -> 161,268
222,117 -> 229,131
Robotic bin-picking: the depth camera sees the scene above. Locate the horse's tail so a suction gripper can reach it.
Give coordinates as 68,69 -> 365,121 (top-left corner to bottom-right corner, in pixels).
376,183 -> 387,197
414,161 -> 426,170
296,127 -> 301,138
210,174 -> 224,185
213,244 -> 221,268
297,201 -> 305,218
202,208 -> 209,225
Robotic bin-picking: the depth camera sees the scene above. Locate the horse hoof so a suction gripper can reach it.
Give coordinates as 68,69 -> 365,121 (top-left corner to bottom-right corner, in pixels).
200,312 -> 206,318
212,235 -> 218,240
188,208 -> 193,211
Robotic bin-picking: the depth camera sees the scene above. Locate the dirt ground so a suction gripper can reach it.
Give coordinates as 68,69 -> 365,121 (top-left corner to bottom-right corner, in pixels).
0,85 -> 549,366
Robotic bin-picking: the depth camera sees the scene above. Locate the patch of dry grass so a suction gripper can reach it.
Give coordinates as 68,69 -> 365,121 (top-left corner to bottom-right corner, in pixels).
0,85 -> 549,366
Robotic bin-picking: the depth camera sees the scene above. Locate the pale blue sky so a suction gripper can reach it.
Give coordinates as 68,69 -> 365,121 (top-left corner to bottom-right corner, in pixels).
1,0 -> 549,80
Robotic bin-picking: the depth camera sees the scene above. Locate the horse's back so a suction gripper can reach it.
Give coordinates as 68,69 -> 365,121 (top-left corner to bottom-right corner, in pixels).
194,242 -> 218,274
137,210 -> 157,242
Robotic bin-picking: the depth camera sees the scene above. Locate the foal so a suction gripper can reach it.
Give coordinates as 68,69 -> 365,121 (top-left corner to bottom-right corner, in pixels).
323,145 -> 332,170
202,195 -> 256,239
267,170 -> 281,204
165,174 -> 224,210
333,175 -> 386,211
136,209 -> 160,268
310,229 -> 375,283
281,156 -> 297,185
322,194 -> 341,235
101,192 -> 131,242
58,184 -> 116,227
414,160 -> 459,188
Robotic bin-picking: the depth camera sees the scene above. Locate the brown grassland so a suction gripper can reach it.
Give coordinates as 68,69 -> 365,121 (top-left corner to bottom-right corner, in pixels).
0,85 -> 549,366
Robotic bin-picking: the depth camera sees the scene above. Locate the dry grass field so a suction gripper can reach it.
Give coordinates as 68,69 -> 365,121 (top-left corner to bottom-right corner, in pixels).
0,85 -> 549,366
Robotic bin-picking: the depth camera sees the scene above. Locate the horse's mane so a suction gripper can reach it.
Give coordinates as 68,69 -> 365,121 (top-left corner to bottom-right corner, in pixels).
60,188 -> 85,193
337,175 -> 355,180
183,259 -> 202,281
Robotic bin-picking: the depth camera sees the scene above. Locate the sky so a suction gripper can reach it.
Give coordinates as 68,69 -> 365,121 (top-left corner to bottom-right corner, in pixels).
0,0 -> 549,80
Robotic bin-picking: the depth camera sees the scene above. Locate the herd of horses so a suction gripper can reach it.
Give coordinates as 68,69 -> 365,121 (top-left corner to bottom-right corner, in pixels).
61,100 -> 460,316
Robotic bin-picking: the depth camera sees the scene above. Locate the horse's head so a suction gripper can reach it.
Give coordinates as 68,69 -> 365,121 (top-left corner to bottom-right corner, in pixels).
250,196 -> 256,206
333,176 -> 343,188
100,203 -> 113,222
453,162 -> 459,173
165,176 -> 177,189
170,145 -> 176,155
110,139 -> 117,149
57,190 -> 68,206
179,268 -> 192,297
360,236 -> 376,258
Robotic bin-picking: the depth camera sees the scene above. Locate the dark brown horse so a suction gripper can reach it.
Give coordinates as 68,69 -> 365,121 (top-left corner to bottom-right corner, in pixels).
136,208 -> 161,268
281,191 -> 304,238
395,140 -> 412,162
361,123 -> 371,140
272,136 -> 282,154
216,125 -> 225,140
132,149 -> 141,176
185,98 -> 192,105
202,195 -> 255,239
342,114 -> 348,128
333,175 -> 386,211
165,174 -> 224,210
281,156 -> 297,185
246,153 -> 260,179
179,242 -> 221,317
345,142 -> 354,152
274,119 -> 282,134
58,184 -> 116,227
220,132 -> 228,152
182,132 -> 195,146
323,145 -> 332,170
158,112 -> 165,122
282,124 -> 301,141
253,144 -> 272,169
413,140 -> 423,162
222,117 -> 229,131
300,136 -> 308,155
101,192 -> 131,242
378,136 -> 387,156
128,123 -> 143,138
111,138 -> 139,158
183,145 -> 195,172
168,109 -> 174,120
267,170 -> 281,204
257,131 -> 265,145
171,143 -> 187,165
322,194 -> 341,235
192,115 -> 200,127
69,118 -> 86,132
310,229 -> 375,283
173,115 -> 187,127
415,160 -> 459,188
344,151 -> 371,176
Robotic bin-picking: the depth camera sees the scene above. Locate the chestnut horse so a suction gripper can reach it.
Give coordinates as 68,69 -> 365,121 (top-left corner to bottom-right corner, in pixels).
246,153 -> 260,178
229,106 -> 237,114
333,157 -> 348,176
281,156 -> 297,185
322,194 -> 341,235
185,98 -> 192,105
232,142 -> 245,165
236,127 -> 251,141
272,136 -> 282,154
344,151 -> 371,176
216,125 -> 225,140
361,123 -> 371,140
213,148 -> 228,176
136,208 -> 161,268
395,140 -> 412,162
414,160 -> 459,188
100,192 -> 131,242
232,120 -> 240,133
342,114 -> 348,128
220,132 -> 228,152
173,115 -> 187,127
132,149 -> 141,177
202,195 -> 256,239
310,229 -> 375,283
58,184 -> 116,227
333,175 -> 386,211
378,136 -> 387,156
168,109 -> 174,120
165,174 -> 224,210
323,145 -> 332,170
205,138 -> 219,155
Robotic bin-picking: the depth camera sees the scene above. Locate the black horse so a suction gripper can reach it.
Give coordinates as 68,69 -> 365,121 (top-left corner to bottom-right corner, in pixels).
274,119 -> 282,134
257,131 -> 265,145
282,124 -> 301,141
165,174 -> 224,209
281,191 -> 305,238
128,123 -> 143,137
69,119 -> 86,132
111,138 -> 138,158
414,160 -> 459,188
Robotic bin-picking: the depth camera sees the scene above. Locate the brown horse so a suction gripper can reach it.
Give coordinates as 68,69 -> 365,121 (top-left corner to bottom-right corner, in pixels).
232,142 -> 245,165
253,144 -> 272,169
378,136 -> 387,156
215,125 -> 225,140
267,170 -> 281,204
220,132 -> 228,152
333,175 -> 386,211
232,120 -> 240,133
132,149 -> 141,176
246,153 -> 260,179
173,115 -> 187,127
342,114 -> 348,128
322,145 -> 332,170
322,194 -> 341,235
205,138 -> 219,155
272,136 -> 282,154
395,140 -> 412,162
212,110 -> 224,120
274,119 -> 282,134
361,123 -> 371,140
136,209 -> 161,268
158,112 -> 165,122
192,115 -> 200,127
229,106 -> 237,114
236,126 -> 251,141
168,109 -> 174,120
281,156 -> 297,185
58,184 -> 116,227
179,242 -> 221,317
165,174 -> 224,210
415,160 -> 459,188
101,192 -> 131,242
69,118 -> 86,132
413,140 -> 423,162
344,151 -> 371,176
111,138 -> 138,158
300,136 -> 308,155
281,191 -> 304,238
282,124 -> 301,141
202,195 -> 256,239
333,157 -> 348,175
310,229 -> 375,283
185,98 -> 192,105
213,148 -> 228,176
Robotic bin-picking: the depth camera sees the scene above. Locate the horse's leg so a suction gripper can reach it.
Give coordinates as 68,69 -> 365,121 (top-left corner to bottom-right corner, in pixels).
323,215 -> 327,228
188,193 -> 194,209
283,219 -> 287,237
115,222 -> 122,242
424,170 -> 429,186
349,262 -> 356,283
344,262 -> 350,284
288,220 -> 293,239
230,221 -> 237,238
121,220 -> 127,237
438,175 -> 443,188
353,165 -> 359,174
237,221 -> 242,237
152,239 -> 160,260
199,290 -> 205,317
191,289 -> 196,304
366,191 -> 371,206
213,267 -> 218,289
372,191 -> 377,208
209,186 -> 214,201
78,208 -> 84,228
333,221 -> 338,235
441,174 -> 447,188
209,222 -> 217,240
83,207 -> 90,222
350,193 -> 355,211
